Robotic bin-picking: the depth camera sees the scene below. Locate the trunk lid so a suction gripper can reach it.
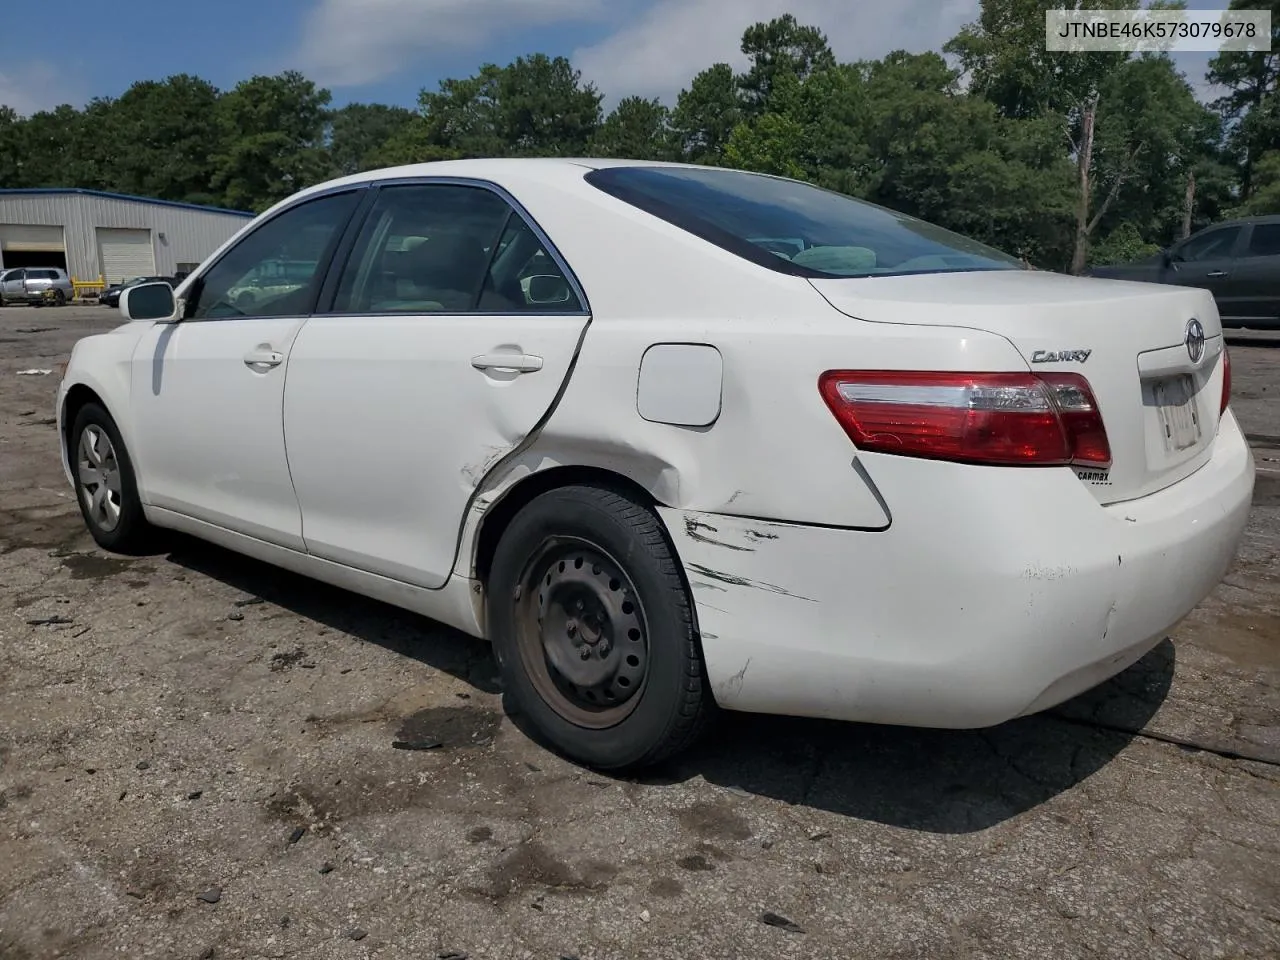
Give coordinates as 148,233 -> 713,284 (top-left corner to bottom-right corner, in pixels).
809,270 -> 1226,505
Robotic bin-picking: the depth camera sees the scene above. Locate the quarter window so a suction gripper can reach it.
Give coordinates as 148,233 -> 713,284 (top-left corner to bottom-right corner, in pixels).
186,190 -> 360,320
332,183 -> 582,314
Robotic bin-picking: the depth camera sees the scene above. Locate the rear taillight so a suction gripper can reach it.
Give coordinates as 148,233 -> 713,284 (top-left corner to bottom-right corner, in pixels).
818,370 -> 1112,468
1220,347 -> 1231,416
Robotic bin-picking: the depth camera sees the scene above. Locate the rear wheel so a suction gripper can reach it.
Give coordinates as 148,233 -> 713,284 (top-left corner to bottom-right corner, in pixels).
70,402 -> 153,553
53,289 -> 66,305
488,485 -> 711,771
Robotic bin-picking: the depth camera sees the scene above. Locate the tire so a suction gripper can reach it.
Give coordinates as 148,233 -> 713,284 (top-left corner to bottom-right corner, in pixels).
70,402 -> 153,553
487,485 -> 712,771
53,289 -> 66,305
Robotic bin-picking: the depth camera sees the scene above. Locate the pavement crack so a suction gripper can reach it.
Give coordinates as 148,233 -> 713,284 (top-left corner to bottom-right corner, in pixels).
1048,713 -> 1280,768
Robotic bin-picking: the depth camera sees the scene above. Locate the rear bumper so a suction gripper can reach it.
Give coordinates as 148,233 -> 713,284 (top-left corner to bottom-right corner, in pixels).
659,410 -> 1255,728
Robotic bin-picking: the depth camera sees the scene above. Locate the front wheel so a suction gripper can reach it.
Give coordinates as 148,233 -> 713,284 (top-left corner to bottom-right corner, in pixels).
488,485 -> 712,771
70,402 -> 154,553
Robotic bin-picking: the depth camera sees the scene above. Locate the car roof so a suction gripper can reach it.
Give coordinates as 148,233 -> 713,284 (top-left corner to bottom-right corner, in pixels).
270,157 -> 730,214
1205,213 -> 1280,229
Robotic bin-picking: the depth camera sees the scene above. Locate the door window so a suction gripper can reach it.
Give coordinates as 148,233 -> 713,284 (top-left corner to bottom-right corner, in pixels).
331,183 -> 582,314
1243,223 -> 1280,257
185,190 -> 360,320
1177,226 -> 1241,262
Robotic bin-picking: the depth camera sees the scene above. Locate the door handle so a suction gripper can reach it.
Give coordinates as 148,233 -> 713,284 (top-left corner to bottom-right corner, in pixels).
471,353 -> 543,373
1206,270 -> 1228,278
243,348 -> 284,369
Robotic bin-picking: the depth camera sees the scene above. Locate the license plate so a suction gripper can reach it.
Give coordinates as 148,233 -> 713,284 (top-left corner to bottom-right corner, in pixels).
1153,374 -> 1201,453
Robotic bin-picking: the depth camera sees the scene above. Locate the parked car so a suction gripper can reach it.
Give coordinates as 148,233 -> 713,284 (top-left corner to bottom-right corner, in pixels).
1088,214 -> 1280,329
101,275 -> 172,309
56,159 -> 1254,770
0,266 -> 73,306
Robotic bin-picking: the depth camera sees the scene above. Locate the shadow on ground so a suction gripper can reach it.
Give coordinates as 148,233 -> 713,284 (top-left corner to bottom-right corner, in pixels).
167,535 -> 1172,835
163,534 -> 501,694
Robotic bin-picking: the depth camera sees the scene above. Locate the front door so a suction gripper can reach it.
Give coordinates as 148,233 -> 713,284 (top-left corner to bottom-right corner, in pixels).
129,188 -> 364,549
1,269 -> 24,299
283,181 -> 591,589
1162,223 -> 1244,317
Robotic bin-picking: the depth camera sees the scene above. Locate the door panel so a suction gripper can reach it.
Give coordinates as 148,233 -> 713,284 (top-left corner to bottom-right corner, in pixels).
130,318 -> 309,547
283,182 -> 591,589
1224,222 -> 1280,321
128,188 -> 364,548
1161,224 -> 1243,313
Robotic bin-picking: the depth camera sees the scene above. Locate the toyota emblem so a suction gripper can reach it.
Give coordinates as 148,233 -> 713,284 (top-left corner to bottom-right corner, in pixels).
1185,318 -> 1205,364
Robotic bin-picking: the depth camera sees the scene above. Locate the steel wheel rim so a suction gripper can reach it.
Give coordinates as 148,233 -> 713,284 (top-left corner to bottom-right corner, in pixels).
514,537 -> 650,729
77,425 -> 123,532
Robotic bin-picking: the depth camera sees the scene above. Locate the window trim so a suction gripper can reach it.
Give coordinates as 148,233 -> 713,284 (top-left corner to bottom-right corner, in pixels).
180,183 -> 371,323
315,176 -> 591,318
583,165 -> 1023,280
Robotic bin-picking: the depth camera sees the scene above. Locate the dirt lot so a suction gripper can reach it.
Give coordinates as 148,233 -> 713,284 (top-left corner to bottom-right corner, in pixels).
1,304 -> 1278,960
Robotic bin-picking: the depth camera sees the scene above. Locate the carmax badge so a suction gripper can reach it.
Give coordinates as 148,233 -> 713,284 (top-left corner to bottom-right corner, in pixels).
1031,349 -> 1092,363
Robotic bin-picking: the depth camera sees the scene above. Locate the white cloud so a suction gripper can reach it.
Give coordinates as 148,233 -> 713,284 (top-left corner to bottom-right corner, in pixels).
572,0 -> 981,105
0,61 -> 84,116
295,0 -> 608,87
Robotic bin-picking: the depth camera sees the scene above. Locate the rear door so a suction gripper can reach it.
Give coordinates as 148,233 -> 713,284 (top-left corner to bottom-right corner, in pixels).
1222,221 -> 1280,325
1163,224 -> 1245,316
283,179 -> 591,589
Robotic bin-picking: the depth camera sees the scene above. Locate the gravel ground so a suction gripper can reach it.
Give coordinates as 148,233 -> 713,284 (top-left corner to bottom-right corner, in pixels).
1,304 -> 1278,960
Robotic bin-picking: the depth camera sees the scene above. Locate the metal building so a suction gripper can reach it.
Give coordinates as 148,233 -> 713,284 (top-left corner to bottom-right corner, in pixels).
0,189 -> 253,285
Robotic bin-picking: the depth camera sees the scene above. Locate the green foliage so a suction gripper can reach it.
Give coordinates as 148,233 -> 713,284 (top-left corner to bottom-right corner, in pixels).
1232,150 -> 1280,215
591,97 -> 674,160
669,64 -> 742,164
328,103 -> 417,176
0,2 -> 1263,264
1089,222 -> 1162,265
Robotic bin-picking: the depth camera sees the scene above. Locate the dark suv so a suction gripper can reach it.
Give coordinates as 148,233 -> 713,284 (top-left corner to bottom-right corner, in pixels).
1088,215 -> 1280,329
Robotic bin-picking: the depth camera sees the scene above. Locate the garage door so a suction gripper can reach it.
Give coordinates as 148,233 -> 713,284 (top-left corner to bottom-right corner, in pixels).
96,228 -> 155,284
0,224 -> 66,253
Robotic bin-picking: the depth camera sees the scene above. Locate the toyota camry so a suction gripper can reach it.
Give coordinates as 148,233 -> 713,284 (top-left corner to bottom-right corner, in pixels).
55,158 -> 1255,770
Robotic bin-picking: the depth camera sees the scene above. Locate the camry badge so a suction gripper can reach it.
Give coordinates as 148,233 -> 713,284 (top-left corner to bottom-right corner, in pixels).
1185,318 -> 1205,364
1031,349 -> 1092,363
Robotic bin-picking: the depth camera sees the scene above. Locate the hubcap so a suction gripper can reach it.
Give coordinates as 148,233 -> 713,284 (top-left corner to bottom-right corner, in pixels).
515,538 -> 649,728
77,425 -> 123,532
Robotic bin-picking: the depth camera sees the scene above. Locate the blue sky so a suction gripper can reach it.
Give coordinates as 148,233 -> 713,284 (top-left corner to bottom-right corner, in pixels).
0,0 -> 1228,117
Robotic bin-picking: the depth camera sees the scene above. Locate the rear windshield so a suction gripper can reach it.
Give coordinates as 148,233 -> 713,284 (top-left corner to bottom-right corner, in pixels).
584,165 -> 1023,279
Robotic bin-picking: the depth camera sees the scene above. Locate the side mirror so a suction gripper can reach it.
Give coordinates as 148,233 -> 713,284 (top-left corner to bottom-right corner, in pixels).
120,281 -> 178,323
525,274 -> 572,304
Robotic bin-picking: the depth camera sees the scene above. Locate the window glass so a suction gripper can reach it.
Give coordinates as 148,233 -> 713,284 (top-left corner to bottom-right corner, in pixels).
1244,223 -> 1280,257
585,165 -> 1022,279
477,214 -> 582,312
0,269 -> 17,281
333,184 -> 514,314
187,190 -> 359,319
1178,226 -> 1241,262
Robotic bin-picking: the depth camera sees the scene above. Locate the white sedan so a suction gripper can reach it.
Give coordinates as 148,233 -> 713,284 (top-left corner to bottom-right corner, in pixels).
56,159 -> 1255,770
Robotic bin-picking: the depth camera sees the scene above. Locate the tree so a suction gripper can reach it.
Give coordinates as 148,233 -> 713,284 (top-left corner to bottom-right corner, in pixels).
591,97 -> 673,159
669,64 -> 742,164
385,54 -> 601,162
1207,0 -> 1280,197
947,0 -> 1139,272
212,71 -> 332,212
0,106 -> 25,187
327,103 -> 415,176
737,14 -> 835,115
109,75 -> 224,204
